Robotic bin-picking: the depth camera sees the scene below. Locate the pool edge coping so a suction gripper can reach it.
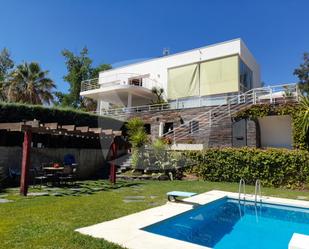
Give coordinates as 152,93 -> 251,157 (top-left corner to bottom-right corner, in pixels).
75,190 -> 309,249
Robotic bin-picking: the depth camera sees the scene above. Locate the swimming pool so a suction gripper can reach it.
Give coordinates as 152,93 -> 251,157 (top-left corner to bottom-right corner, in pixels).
142,197 -> 309,249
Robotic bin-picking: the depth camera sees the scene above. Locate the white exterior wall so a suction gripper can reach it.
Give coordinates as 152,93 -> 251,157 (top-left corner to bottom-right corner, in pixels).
258,115 -> 293,149
98,38 -> 261,97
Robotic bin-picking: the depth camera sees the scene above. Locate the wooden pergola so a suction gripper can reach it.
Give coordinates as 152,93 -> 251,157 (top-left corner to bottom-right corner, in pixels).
0,120 -> 122,196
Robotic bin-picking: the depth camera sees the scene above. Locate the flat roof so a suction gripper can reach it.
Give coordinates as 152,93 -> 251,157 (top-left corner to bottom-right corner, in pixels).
101,38 -> 243,74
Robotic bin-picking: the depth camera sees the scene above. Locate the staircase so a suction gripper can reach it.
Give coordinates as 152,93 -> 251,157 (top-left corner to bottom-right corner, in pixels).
115,154 -> 132,173
163,84 -> 299,148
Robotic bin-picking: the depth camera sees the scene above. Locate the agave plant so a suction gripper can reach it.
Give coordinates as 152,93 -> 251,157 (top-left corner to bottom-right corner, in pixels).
7,62 -> 55,105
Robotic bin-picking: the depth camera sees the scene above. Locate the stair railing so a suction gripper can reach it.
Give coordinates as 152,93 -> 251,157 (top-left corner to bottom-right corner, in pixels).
163,83 -> 298,144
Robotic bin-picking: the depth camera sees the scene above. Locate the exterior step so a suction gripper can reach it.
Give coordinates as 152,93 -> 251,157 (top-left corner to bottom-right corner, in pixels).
170,143 -> 204,151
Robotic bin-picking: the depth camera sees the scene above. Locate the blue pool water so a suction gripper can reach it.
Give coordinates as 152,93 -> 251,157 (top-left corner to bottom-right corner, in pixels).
142,198 -> 309,249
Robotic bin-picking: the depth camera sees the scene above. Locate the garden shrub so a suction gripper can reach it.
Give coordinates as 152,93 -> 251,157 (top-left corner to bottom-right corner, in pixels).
0,166 -> 5,191
0,101 -> 123,128
185,147 -> 309,189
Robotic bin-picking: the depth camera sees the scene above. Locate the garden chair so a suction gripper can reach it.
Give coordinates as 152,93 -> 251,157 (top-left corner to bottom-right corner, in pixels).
59,165 -> 77,186
33,166 -> 47,188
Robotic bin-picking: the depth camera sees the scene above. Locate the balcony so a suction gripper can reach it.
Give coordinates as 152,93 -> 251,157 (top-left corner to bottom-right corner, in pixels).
80,73 -> 160,106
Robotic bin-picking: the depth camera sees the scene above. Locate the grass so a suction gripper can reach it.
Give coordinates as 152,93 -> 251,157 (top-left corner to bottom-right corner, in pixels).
1,180 -> 309,249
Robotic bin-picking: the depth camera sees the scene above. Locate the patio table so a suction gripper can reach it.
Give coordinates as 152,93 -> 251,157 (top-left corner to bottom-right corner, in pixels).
43,167 -> 64,171
43,167 -> 64,186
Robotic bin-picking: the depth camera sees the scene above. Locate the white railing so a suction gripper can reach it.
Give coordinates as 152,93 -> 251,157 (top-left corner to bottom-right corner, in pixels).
96,83 -> 298,119
81,73 -> 161,93
81,78 -> 99,92
162,83 -> 299,145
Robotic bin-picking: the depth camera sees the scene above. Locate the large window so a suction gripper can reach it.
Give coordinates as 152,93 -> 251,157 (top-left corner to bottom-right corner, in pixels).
168,63 -> 199,99
200,55 -> 239,96
239,60 -> 253,92
167,55 -> 239,99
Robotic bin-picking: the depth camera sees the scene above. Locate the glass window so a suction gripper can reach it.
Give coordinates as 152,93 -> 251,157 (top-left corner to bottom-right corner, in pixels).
239,60 -> 253,92
189,121 -> 199,134
144,124 -> 151,134
163,122 -> 173,134
129,78 -> 143,86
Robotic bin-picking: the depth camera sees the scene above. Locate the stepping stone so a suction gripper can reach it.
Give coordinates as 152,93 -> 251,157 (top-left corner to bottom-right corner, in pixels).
297,196 -> 308,200
123,196 -> 145,203
149,195 -> 158,199
91,187 -> 104,191
69,188 -> 82,192
123,199 -> 145,203
0,198 -> 13,203
46,187 -> 61,191
148,202 -> 159,206
28,192 -> 49,196
124,196 -> 145,199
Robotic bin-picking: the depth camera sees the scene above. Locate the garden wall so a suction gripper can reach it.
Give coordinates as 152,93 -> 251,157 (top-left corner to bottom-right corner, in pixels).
0,146 -> 112,181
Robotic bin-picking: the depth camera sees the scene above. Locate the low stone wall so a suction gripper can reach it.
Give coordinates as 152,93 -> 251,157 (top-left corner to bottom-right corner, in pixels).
0,146 -> 111,181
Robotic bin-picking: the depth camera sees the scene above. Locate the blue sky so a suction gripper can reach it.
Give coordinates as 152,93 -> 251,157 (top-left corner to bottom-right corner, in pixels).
0,0 -> 308,92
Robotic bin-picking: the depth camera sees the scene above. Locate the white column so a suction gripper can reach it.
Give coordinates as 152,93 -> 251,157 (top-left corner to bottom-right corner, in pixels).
159,122 -> 164,137
127,92 -> 132,108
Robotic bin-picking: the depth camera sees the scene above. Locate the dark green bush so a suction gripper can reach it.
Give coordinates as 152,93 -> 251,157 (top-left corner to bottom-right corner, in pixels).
0,102 -> 123,128
185,148 -> 309,189
0,166 -> 4,191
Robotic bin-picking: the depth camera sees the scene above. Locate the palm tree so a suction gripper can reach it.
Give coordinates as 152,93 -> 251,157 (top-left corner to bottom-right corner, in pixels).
300,96 -> 309,135
7,62 -> 55,105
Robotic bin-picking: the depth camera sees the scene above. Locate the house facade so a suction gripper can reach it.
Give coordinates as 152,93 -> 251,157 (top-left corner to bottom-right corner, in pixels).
81,38 -> 260,111
80,39 -> 298,150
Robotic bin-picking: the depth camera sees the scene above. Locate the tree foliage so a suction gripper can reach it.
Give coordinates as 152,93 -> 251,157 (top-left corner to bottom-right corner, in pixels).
0,48 -> 14,81
300,96 -> 309,135
0,48 -> 14,101
6,62 -> 55,105
125,117 -> 148,148
294,52 -> 309,96
56,47 -> 111,110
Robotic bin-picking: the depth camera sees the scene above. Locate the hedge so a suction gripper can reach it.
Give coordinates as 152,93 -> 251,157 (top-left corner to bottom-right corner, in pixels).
0,102 -> 124,129
185,148 -> 309,189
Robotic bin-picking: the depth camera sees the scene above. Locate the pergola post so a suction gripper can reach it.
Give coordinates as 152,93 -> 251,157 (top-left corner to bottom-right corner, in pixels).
110,138 -> 117,184
20,129 -> 32,196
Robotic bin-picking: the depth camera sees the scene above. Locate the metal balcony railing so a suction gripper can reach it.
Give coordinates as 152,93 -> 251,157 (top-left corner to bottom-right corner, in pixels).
94,83 -> 299,121
81,78 -> 99,92
80,73 -> 161,93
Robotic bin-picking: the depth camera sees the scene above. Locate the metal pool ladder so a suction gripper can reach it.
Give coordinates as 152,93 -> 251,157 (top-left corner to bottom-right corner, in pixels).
238,179 -> 246,201
255,179 -> 262,204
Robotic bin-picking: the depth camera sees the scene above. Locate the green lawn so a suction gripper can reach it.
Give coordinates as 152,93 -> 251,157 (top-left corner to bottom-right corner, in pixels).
1,180 -> 309,249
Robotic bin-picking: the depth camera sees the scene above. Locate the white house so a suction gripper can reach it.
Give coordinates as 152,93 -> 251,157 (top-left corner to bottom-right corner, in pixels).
80,38 -> 261,112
